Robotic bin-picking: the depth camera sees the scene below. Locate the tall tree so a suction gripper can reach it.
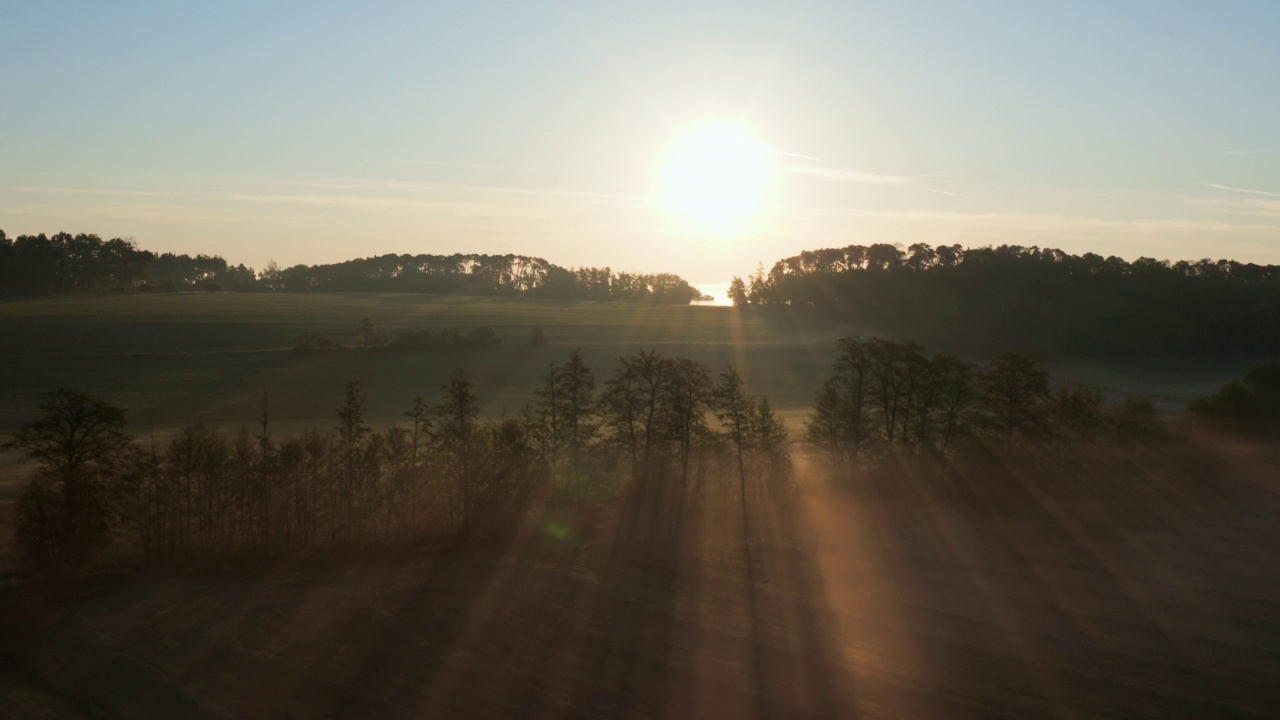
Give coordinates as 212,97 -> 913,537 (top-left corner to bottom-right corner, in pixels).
533,361 -> 562,467
715,366 -> 756,496
5,388 -> 134,563
404,396 -> 431,530
335,381 -> 370,538
982,353 -> 1050,451
755,397 -> 789,461
557,350 -> 598,465
434,371 -> 481,525
834,337 -> 873,458
805,377 -> 845,456
600,355 -> 643,474
664,357 -> 713,484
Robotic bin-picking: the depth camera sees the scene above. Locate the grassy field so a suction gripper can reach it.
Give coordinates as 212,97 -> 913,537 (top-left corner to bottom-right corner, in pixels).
0,293 -> 846,434
2,292 -> 1278,718
0,291 -> 1254,426
0,290 -> 1260,489
2,437 -> 1277,718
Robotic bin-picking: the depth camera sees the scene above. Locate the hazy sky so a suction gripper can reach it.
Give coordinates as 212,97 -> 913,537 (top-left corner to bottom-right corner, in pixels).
4,1 -> 1280,285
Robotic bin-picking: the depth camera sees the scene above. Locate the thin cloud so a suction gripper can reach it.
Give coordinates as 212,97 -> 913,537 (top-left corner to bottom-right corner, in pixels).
283,178 -> 642,203
1201,182 -> 1280,198
770,150 -> 956,193
921,186 -> 965,198
1191,195 -> 1280,219
785,165 -> 913,185
765,147 -> 823,162
3,185 -> 199,198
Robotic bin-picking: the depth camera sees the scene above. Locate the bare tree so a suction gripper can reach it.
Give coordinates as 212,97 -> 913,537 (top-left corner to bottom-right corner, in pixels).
5,388 -> 134,564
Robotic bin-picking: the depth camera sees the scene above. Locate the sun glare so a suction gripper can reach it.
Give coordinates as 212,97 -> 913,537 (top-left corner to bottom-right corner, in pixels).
659,120 -> 770,233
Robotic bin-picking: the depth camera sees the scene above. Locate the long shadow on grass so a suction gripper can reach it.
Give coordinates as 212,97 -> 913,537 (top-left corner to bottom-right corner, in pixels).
741,464 -> 855,719
562,468 -> 690,718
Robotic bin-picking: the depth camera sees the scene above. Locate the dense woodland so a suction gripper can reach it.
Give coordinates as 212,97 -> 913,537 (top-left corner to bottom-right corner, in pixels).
2,339 -> 1211,572
0,230 -> 708,303
730,243 -> 1280,356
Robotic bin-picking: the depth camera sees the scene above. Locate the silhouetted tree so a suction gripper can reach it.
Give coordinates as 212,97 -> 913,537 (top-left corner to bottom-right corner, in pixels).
356,317 -> 382,348
600,356 -> 642,474
434,371 -> 480,527
664,357 -> 713,484
982,353 -> 1050,451
5,389 -> 134,565
834,338 -> 873,458
600,351 -> 673,476
404,396 -> 431,530
533,360 -> 563,469
715,366 -> 755,495
805,378 -> 846,456
336,381 -> 370,538
557,351 -> 598,465
755,397 -> 789,461
1190,361 -> 1280,422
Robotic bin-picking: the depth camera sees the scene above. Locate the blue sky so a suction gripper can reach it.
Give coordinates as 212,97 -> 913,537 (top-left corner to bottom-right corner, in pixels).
3,1 -> 1279,285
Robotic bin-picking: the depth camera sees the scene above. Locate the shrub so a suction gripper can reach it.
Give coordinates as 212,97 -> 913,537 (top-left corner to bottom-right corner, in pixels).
294,332 -> 340,352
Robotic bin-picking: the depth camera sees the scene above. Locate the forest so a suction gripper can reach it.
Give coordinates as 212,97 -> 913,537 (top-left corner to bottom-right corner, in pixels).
0,229 -> 708,303
730,242 -> 1280,356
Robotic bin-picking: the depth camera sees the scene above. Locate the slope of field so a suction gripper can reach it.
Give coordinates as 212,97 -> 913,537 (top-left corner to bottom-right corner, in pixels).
0,293 -> 847,434
2,436 -> 1278,718
0,291 -> 1254,434
0,291 -> 1261,562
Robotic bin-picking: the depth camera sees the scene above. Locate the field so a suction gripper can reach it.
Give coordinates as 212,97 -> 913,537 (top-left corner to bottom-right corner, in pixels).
2,292 -> 1278,718
0,291 -> 1255,433
0,293 -> 850,434
0,292 -> 1258,568
2,438 -> 1279,718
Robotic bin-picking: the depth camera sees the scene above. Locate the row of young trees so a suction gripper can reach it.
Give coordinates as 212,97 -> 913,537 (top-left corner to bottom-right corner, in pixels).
4,351 -> 788,570
729,243 -> 1280,356
805,337 -> 1161,459
0,230 -> 708,304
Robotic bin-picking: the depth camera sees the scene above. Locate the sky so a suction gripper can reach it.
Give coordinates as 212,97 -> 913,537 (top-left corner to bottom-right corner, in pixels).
3,1 -> 1280,290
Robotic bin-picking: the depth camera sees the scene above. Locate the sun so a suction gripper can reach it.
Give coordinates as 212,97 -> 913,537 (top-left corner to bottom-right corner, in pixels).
658,120 -> 770,233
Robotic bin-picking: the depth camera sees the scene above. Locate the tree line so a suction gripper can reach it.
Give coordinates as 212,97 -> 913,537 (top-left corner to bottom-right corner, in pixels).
805,337 -> 1163,460
260,254 -> 708,303
730,243 -> 1280,356
0,229 -> 709,304
4,350 -> 788,570
0,230 -> 256,295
